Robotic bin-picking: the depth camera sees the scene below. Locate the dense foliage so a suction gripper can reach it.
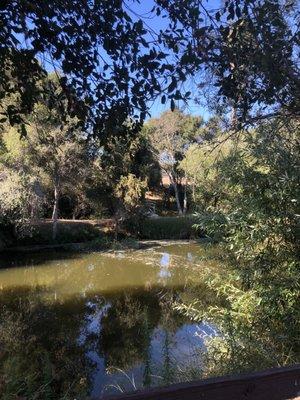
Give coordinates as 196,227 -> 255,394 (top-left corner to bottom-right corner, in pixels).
0,90 -> 159,241
0,0 -> 192,136
176,118 -> 300,374
1,1 -> 299,137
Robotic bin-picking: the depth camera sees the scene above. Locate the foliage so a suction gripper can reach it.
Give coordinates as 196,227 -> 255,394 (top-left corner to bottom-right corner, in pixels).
0,75 -> 94,239
175,118 -> 300,375
137,216 -> 201,240
0,95 -> 161,244
0,168 -> 32,221
115,174 -> 147,212
90,131 -> 160,216
160,0 -> 300,124
1,1 -> 299,138
145,109 -> 202,171
0,153 -> 41,240
0,1 -> 194,137
144,109 -> 203,214
180,128 -> 238,209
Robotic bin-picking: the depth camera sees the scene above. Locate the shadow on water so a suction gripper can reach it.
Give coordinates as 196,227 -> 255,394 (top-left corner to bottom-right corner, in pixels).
0,244 -> 161,269
0,248 -> 85,268
0,239 -> 212,269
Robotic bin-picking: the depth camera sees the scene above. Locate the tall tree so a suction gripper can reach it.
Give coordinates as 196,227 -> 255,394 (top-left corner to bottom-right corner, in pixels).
145,109 -> 202,214
0,75 -> 91,239
180,117 -> 231,207
27,102 -> 89,240
0,125 -> 44,229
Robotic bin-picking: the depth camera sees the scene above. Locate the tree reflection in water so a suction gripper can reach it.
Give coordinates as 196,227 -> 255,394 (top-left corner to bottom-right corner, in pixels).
0,284 -> 211,399
0,243 -> 220,399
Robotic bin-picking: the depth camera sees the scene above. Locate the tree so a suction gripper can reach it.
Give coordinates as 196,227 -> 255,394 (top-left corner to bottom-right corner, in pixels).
27,103 -> 89,240
91,127 -> 160,216
1,1 -> 299,138
177,117 -> 300,373
145,109 -> 203,214
180,119 -> 237,209
0,126 -> 44,230
0,167 -> 34,225
115,174 -> 147,212
114,172 -> 148,237
159,0 -> 300,125
0,74 -> 91,240
0,1 -> 193,138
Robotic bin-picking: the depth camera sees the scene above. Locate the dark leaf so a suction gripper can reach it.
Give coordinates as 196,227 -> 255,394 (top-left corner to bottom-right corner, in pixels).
170,98 -> 175,111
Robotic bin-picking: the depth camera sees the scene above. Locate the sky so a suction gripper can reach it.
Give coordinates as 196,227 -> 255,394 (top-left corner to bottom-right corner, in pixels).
148,91 -> 210,120
128,0 -> 220,120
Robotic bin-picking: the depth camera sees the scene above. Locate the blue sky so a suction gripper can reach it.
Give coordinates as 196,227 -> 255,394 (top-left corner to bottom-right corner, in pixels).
127,0 -> 219,120
148,93 -> 210,120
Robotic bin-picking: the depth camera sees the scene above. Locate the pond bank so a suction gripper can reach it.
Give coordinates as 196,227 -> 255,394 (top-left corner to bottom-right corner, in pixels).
2,239 -> 205,254
0,215 -> 203,254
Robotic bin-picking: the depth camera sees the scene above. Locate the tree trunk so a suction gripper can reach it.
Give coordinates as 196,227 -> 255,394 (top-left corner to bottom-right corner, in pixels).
192,174 -> 196,203
72,206 -> 77,220
30,198 -> 37,221
114,216 -> 119,241
170,174 -> 183,215
183,181 -> 188,215
52,176 -> 60,241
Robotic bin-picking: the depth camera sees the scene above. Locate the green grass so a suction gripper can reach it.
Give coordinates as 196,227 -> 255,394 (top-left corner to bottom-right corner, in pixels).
139,216 -> 202,240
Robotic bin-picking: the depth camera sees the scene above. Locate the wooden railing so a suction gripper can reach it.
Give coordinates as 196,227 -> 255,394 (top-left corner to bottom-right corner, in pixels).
104,364 -> 300,400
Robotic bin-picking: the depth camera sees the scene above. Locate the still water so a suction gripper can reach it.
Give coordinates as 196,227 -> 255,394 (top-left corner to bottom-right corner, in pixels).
0,242 -> 220,399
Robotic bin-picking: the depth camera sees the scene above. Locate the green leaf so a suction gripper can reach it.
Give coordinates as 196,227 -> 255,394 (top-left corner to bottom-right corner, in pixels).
20,123 -> 27,138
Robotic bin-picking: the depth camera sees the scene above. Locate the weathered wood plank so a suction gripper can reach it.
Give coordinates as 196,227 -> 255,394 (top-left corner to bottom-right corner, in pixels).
103,364 -> 300,400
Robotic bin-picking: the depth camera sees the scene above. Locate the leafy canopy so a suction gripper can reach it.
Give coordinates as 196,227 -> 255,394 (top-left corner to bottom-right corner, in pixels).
1,0 -> 299,139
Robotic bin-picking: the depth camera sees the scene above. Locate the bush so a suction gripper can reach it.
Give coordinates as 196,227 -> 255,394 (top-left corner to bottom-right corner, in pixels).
16,221 -> 100,245
0,222 -> 15,251
138,216 -> 202,240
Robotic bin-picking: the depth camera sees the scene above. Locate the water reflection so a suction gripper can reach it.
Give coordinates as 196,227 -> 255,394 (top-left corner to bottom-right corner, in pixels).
0,243 -> 219,399
158,252 -> 172,282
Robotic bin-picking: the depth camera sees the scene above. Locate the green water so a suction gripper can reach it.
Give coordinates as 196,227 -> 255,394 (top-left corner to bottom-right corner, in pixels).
0,242 -> 220,399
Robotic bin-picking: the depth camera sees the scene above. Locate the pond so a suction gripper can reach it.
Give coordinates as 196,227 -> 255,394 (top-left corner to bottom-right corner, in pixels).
0,241 -> 221,399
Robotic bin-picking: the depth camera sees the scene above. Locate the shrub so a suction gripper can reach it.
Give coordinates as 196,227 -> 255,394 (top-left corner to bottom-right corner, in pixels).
16,221 -> 100,245
137,216 -> 202,240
